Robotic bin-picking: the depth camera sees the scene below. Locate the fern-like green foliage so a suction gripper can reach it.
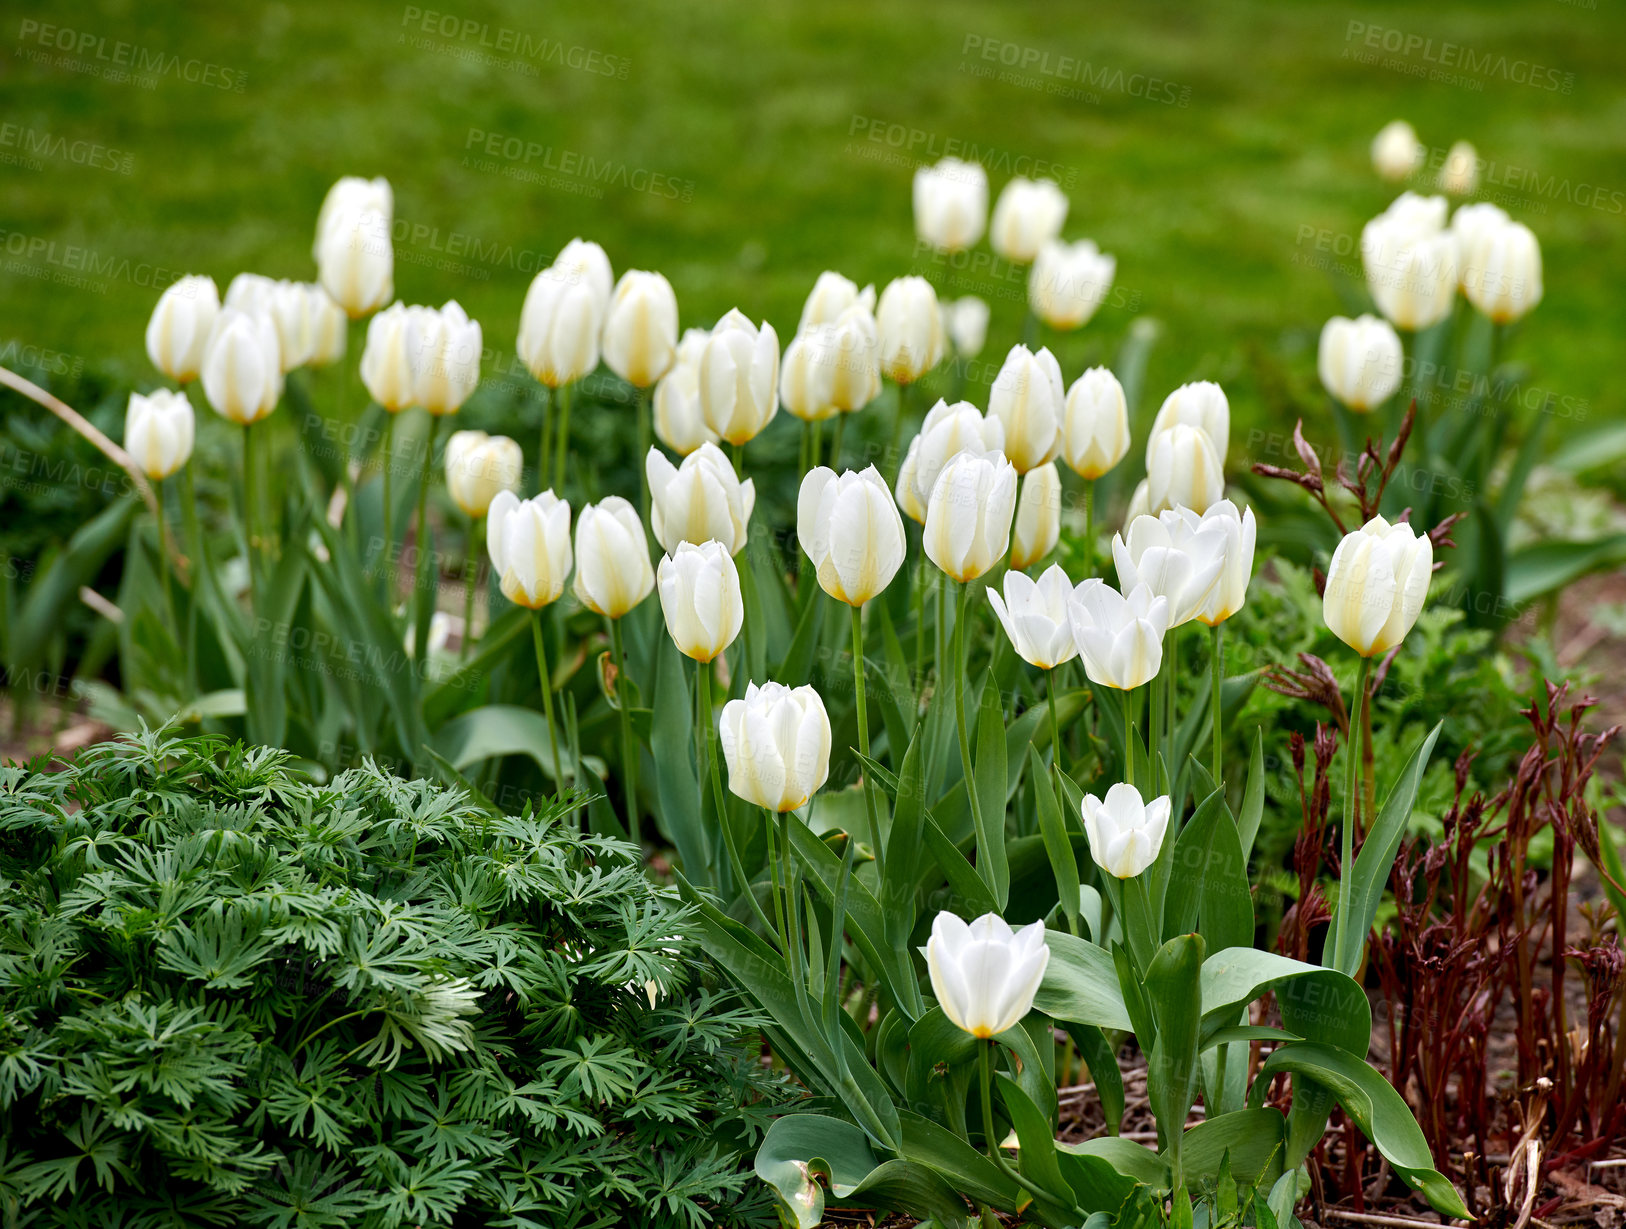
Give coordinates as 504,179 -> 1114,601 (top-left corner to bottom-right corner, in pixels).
0,728 -> 786,1228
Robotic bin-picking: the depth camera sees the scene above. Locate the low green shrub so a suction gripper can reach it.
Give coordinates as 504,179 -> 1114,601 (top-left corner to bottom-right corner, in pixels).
0,728 -> 784,1228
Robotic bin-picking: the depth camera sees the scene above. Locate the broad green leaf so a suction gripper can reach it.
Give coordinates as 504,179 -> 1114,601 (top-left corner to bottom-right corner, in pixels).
898,1110 -> 1020,1211
996,1071 -> 1077,1212
1236,730 -> 1265,863
1030,745 -> 1080,933
431,703 -> 604,780
1064,1024 -> 1125,1135
754,1114 -> 878,1229
1198,950 -> 1365,1043
1166,1108 -> 1285,1190
1033,930 -> 1132,1032
648,637 -> 709,885
1506,534 -> 1626,607
1163,783 -> 1252,953
1144,934 -> 1205,1154
1056,1136 -> 1169,1191
921,814 -> 999,916
974,668 -> 1009,907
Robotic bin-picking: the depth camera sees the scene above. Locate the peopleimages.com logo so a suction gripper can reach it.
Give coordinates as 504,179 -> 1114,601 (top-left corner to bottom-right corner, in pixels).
16,19 -> 248,91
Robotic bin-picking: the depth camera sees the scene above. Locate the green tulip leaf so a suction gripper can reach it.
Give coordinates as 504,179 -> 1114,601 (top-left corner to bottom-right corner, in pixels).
1032,930 -> 1132,1033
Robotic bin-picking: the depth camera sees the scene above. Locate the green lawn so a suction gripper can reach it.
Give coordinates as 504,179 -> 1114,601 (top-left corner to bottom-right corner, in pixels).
4,0 -> 1624,454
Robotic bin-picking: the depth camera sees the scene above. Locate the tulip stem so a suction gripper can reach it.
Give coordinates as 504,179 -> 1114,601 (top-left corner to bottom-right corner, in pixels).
382,412 -> 395,566
1047,673 -> 1079,937
697,660 -> 778,939
610,616 -> 638,836
978,1041 -> 1073,1216
241,421 -> 259,616
911,540 -> 927,728
412,415 -> 441,665
850,603 -> 885,882
955,581 -> 996,902
764,806 -> 789,955
1124,689 -> 1135,790
1147,655 -> 1162,792
1081,479 -> 1096,576
1332,654 -> 1373,971
460,520 -> 482,660
553,381 -> 573,492
538,384 -> 552,491
830,415 -> 846,472
532,610 -> 563,806
1210,624 -> 1224,784
811,418 -> 823,470
1164,628 -> 1179,793
156,477 -> 176,638
181,464 -> 203,697
636,384 -> 652,526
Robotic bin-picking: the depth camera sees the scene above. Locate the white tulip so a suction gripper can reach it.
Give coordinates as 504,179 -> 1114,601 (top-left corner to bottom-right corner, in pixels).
1125,479 -> 1151,525
1010,462 -> 1061,572
653,329 -> 719,455
923,449 -> 1019,583
145,275 -> 219,383
124,389 -> 195,480
783,309 -> 882,421
1186,501 -> 1257,626
1145,424 -> 1225,515
988,344 -> 1065,474
414,300 -> 482,415
942,296 -> 990,358
988,563 -> 1077,670
1068,579 -> 1169,691
200,308 -> 282,424
798,271 -> 875,334
444,430 -> 522,518
360,302 -> 428,412
1063,367 -> 1131,479
1150,381 -> 1230,465
1461,220 -> 1542,324
299,283 -> 348,366
796,465 -> 906,606
894,399 -> 1005,523
1449,202 -> 1511,285
1361,204 -> 1459,331
1318,315 -> 1404,412
486,490 -> 572,609
223,272 -> 278,318
876,276 -> 945,384
699,309 -> 779,446
573,495 -> 654,619
1438,140 -> 1479,196
1322,515 -> 1432,657
778,332 -> 839,423
1081,783 -> 1171,879
718,681 -> 831,812
646,442 -> 755,556
657,539 -> 743,662
314,176 -> 392,260
926,911 -> 1050,1040
602,270 -> 679,388
1029,238 -> 1115,331
1112,511 -> 1228,629
317,206 -> 393,318
518,250 -> 609,388
1371,121 -> 1423,182
913,157 -> 988,252
990,177 -> 1069,263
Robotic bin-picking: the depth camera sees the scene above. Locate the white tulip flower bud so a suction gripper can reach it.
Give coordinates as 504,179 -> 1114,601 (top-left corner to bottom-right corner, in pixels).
518,242 -> 613,388
646,442 -> 755,556
779,331 -> 839,424
894,399 -> 1004,524
317,206 -> 394,318
1081,783 -> 1171,879
942,296 -> 990,358
1063,367 -> 1131,480
1371,121 -> 1423,182
124,389 -> 195,480
602,270 -> 679,388
923,449 -> 1019,583
573,495 -> 654,619
989,344 -> 1065,474
486,490 -> 573,609
699,309 -> 779,446
314,176 -> 392,260
988,563 -> 1077,670
1449,202 -> 1511,287
657,539 -> 743,663
1461,220 -> 1542,324
1029,238 -> 1115,331
1186,500 -> 1257,627
145,275 -> 220,383
444,430 -> 522,519
1112,511 -> 1229,629
1361,200 -> 1459,331
1068,579 -> 1169,691
1009,462 -> 1061,572
876,276 -> 945,384
410,300 -> 482,415
201,308 -> 283,424
926,912 -> 1050,1040
1318,315 -> 1404,412
718,681 -> 831,812
1145,424 -> 1225,515
913,157 -> 988,252
1438,140 -> 1479,196
1150,381 -> 1230,465
798,271 -> 875,334
796,466 -> 906,606
360,302 -> 428,412
1322,515 -> 1432,657
990,177 -> 1068,263
653,329 -> 719,455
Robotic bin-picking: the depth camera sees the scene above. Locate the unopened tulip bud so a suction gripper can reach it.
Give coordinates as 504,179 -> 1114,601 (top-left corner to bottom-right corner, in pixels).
1361,200 -> 1459,331
876,276 -> 945,384
1371,121 -> 1422,182
796,466 -> 906,606
1009,462 -> 1061,571
699,309 -> 779,446
653,329 -> 719,455
412,300 -> 482,415
1322,515 -> 1431,657
1150,381 -> 1230,465
1063,367 -> 1130,479
145,275 -> 220,383
1145,424 -> 1225,516
942,296 -> 990,358
518,240 -> 613,387
125,389 -> 195,479
317,207 -> 393,318
719,681 -> 831,812
1030,238 -> 1115,331
646,442 -> 755,556
1461,220 -> 1542,324
991,177 -> 1068,263
924,450 -> 1018,583
1318,315 -> 1403,412
603,270 -> 679,388
926,912 -> 1050,1039
201,309 -> 282,424
798,271 -> 875,334
913,157 -> 988,252
360,302 -> 426,412
445,430 -> 522,518
574,495 -> 655,619
486,490 -> 573,609
657,540 -> 743,662
1438,140 -> 1479,196
894,399 -> 1004,524
314,176 -> 392,261
989,344 -> 1064,474
1081,783 -> 1170,878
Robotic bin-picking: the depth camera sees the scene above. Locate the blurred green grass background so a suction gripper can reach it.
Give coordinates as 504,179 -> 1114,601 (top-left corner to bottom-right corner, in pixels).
4,0 -> 1624,452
